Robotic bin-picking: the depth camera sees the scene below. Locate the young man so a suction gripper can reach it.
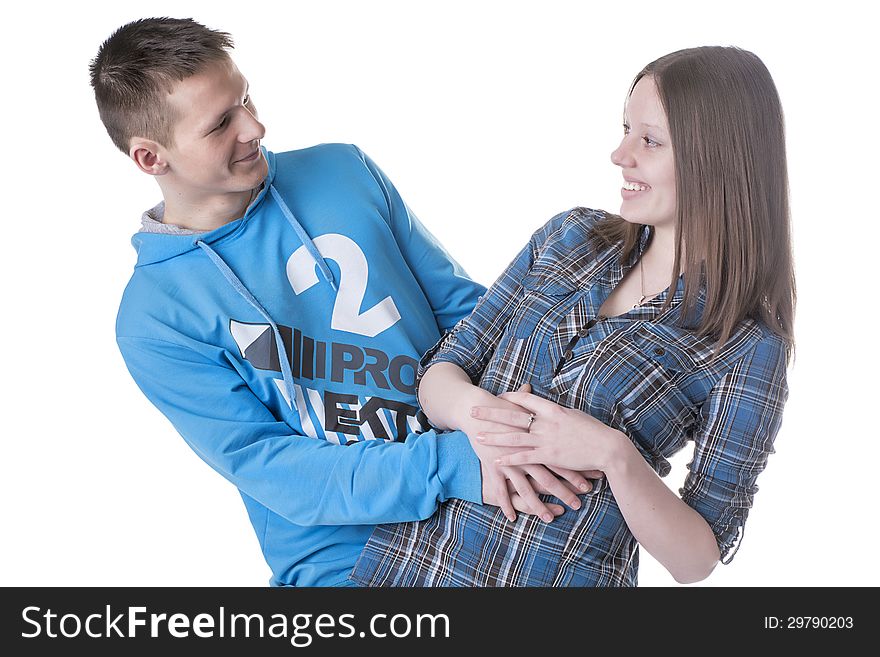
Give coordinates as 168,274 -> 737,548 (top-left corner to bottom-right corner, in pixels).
91,18 -> 584,587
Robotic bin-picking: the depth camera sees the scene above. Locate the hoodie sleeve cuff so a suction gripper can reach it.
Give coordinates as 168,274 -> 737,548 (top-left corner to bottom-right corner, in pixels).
435,430 -> 482,504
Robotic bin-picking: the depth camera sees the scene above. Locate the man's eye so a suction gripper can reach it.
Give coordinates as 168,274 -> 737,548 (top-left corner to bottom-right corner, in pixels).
216,116 -> 228,130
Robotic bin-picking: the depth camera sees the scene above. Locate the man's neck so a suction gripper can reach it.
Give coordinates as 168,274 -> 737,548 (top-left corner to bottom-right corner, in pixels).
161,189 -> 256,232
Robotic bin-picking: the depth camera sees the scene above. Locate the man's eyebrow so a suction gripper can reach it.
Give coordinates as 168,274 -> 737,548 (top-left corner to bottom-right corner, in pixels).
204,81 -> 250,133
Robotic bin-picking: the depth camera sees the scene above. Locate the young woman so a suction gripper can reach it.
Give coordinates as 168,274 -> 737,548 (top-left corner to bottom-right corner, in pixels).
350,46 -> 795,586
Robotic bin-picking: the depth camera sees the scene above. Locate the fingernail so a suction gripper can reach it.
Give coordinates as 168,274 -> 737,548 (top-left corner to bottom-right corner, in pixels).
579,483 -> 591,492
571,500 -> 581,510
542,514 -> 552,522
476,435 -> 485,442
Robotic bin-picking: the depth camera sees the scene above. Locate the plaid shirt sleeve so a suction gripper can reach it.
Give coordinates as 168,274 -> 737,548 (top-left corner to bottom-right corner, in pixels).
679,330 -> 790,563
415,211 -> 571,386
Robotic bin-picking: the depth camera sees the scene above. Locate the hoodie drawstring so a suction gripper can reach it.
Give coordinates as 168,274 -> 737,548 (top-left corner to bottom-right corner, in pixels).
196,240 -> 297,406
194,182 -> 337,405
269,185 -> 337,291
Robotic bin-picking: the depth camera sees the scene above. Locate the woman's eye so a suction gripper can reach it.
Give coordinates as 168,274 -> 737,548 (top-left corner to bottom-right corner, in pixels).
623,124 -> 658,147
243,94 -> 251,105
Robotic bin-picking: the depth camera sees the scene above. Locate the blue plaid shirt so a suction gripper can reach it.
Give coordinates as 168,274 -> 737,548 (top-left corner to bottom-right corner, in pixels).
350,208 -> 790,587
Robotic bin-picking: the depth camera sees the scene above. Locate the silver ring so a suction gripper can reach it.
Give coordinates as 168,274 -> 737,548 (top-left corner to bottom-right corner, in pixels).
526,413 -> 536,432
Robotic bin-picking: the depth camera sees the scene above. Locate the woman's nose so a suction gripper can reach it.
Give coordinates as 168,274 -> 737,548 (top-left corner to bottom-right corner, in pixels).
610,139 -> 634,168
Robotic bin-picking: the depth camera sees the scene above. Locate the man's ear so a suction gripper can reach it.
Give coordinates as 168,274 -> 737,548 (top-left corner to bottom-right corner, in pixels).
129,138 -> 170,176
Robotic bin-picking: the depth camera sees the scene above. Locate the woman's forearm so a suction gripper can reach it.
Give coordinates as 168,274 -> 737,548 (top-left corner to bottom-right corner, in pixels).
424,374 -> 596,518
471,391 -> 721,583
418,362 -> 485,431
604,434 -> 721,584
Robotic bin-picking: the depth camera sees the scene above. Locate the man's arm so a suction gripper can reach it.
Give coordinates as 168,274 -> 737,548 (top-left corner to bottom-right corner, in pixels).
118,334 -> 481,527
352,146 -> 486,333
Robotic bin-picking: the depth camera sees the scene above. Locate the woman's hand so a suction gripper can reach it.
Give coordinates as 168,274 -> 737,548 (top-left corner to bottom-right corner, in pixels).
471,390 -> 624,473
417,363 -> 592,520
462,387 -> 584,521
461,385 -> 593,521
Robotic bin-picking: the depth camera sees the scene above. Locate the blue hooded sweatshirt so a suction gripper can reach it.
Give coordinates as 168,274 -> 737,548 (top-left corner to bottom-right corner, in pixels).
116,144 -> 484,586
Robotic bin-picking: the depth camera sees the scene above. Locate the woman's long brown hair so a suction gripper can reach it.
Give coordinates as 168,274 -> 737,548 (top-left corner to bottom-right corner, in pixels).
592,46 -> 796,362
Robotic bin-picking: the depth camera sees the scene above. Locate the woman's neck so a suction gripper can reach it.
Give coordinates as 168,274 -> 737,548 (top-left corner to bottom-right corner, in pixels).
642,224 -> 683,289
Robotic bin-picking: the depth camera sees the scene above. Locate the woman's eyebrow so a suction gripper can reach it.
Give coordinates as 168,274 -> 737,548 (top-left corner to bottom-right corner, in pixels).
623,117 -> 663,130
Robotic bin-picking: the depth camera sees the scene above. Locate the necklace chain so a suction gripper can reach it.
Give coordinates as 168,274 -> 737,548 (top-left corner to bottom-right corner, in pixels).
633,256 -> 666,309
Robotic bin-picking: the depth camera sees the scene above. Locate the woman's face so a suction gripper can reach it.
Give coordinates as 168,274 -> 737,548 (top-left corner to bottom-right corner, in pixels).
610,76 -> 676,231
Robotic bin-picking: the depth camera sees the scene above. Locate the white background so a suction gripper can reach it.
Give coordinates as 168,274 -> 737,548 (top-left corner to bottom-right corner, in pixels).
1,0 -> 876,587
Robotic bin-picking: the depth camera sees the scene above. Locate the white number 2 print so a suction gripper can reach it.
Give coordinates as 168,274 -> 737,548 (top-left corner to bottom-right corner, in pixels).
286,233 -> 401,337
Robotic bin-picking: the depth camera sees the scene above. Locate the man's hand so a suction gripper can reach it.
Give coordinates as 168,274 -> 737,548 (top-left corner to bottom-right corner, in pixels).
480,458 -> 566,522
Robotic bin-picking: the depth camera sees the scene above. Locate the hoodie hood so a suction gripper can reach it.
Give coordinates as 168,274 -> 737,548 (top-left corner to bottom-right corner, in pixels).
131,147 -> 277,266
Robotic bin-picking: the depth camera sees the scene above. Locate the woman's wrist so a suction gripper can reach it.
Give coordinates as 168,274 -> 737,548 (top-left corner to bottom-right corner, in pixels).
419,363 -> 484,432
453,386 -> 494,435
600,427 -> 639,479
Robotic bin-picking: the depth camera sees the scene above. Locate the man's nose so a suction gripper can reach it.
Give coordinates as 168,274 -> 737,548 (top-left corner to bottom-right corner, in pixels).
239,107 -> 266,142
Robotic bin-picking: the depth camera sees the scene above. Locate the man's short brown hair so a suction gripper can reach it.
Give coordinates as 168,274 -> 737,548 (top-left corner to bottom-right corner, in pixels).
89,17 -> 234,153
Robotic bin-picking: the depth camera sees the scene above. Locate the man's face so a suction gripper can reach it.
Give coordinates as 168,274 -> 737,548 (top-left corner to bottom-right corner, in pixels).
159,57 -> 268,200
